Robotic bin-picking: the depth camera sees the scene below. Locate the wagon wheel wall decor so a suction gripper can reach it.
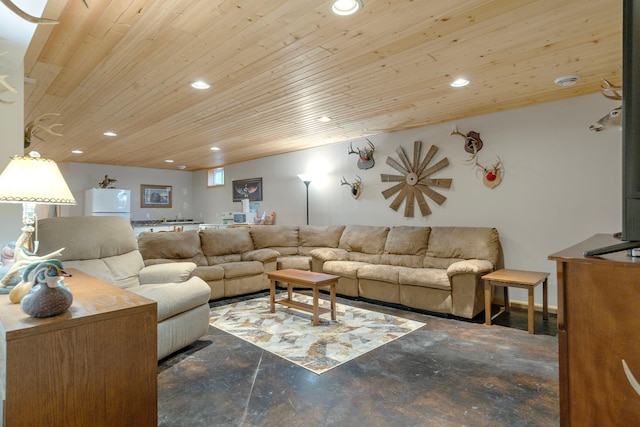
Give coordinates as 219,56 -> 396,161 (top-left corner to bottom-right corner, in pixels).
380,141 -> 452,217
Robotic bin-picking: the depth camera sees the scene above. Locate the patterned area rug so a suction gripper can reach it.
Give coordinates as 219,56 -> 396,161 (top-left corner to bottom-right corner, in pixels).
209,293 -> 425,374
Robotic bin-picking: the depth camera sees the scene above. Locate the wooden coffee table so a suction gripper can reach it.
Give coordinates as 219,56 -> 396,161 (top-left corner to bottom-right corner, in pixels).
268,269 -> 339,326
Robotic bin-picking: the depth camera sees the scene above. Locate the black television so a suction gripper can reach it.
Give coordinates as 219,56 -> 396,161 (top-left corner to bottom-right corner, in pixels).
584,0 -> 640,256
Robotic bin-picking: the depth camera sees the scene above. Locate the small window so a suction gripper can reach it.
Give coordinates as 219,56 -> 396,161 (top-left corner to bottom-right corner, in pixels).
207,167 -> 224,187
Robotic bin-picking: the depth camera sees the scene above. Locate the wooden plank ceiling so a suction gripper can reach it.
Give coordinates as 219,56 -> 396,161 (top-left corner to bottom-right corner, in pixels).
19,0 -> 622,171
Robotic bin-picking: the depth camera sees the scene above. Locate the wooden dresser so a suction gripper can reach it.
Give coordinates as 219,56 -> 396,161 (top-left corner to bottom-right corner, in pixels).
0,269 -> 157,427
549,234 -> 640,426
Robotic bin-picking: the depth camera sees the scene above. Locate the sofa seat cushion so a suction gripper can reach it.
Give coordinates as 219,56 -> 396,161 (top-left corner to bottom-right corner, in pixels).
323,260 -> 369,279
357,264 -> 401,284
193,265 -> 225,281
277,255 -> 311,270
129,277 -> 211,322
219,261 -> 263,278
63,251 -> 144,289
399,267 -> 450,291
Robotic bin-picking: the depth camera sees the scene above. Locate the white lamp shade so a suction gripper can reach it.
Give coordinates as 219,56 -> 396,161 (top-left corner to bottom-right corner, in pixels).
297,174 -> 313,183
0,155 -> 76,205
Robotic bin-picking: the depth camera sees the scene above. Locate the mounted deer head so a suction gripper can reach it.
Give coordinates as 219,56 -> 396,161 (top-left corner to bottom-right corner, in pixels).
450,124 -> 483,160
589,79 -> 622,132
24,113 -> 63,149
341,175 -> 363,199
348,140 -> 375,170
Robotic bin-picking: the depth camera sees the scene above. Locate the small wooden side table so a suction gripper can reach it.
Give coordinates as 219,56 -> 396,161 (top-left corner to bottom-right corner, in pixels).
482,269 -> 549,334
268,269 -> 338,326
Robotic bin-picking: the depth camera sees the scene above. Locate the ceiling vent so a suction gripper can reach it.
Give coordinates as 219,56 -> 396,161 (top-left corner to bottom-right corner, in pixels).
554,75 -> 580,87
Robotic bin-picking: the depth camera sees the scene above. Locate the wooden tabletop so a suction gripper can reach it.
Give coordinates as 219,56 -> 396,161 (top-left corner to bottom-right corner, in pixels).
482,269 -> 549,286
267,269 -> 339,285
0,268 -> 156,340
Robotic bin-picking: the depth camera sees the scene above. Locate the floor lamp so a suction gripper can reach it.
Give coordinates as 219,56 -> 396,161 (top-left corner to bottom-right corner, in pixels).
297,174 -> 312,225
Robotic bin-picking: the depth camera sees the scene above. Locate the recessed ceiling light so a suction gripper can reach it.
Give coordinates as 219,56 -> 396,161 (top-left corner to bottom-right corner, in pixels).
210,146 -> 221,151
450,78 -> 470,88
103,131 -> 118,137
191,80 -> 211,89
165,159 -> 174,163
178,165 -> 187,170
317,116 -> 332,122
71,149 -> 83,154
330,0 -> 363,16
554,74 -> 580,87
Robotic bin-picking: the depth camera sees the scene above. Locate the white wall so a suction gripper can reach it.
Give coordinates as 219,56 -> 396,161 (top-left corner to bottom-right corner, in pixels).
0,39 -> 27,248
56,162 -> 194,221
192,93 -> 622,309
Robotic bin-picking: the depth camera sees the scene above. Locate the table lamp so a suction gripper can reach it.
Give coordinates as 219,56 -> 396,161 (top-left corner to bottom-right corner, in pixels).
0,151 -> 76,287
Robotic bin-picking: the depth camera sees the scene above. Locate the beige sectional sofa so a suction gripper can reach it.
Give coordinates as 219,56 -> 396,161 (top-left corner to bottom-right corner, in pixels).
137,224 -> 500,319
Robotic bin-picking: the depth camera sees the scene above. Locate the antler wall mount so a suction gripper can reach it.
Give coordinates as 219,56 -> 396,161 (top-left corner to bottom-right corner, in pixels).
348,139 -> 375,170
380,141 -> 451,217
451,124 -> 504,189
341,175 -> 363,199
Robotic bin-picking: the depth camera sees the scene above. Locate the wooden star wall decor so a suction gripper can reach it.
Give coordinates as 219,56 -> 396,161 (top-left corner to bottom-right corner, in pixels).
380,141 -> 452,217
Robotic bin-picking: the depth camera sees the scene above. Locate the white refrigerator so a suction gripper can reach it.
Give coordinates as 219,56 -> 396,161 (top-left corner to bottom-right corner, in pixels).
85,188 -> 131,220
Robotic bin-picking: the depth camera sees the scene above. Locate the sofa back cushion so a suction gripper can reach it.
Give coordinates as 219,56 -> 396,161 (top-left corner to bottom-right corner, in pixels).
424,226 -> 500,267
199,228 -> 254,265
298,225 -> 345,255
36,216 -> 144,289
381,226 -> 430,268
38,216 -> 139,261
338,225 -> 388,263
138,230 -> 207,265
249,225 -> 299,256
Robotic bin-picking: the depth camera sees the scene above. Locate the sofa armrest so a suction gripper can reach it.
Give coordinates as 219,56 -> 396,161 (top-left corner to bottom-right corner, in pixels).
310,248 -> 349,272
447,259 -> 494,319
139,262 -> 196,285
447,259 -> 494,277
310,248 -> 348,262
242,248 -> 280,263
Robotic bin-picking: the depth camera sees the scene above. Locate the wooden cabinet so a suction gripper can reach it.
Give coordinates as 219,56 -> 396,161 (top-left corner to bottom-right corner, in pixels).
0,269 -> 157,426
549,235 -> 640,426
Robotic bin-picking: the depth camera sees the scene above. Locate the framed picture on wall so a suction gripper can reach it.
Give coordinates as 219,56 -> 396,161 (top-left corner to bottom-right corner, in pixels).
141,184 -> 172,208
232,177 -> 263,202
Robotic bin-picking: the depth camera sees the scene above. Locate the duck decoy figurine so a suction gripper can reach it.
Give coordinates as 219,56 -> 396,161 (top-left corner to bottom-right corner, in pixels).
20,261 -> 73,318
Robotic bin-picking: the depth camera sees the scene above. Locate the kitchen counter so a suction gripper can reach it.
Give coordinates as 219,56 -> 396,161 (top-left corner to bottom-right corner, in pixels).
131,220 -> 203,227
131,220 -> 203,236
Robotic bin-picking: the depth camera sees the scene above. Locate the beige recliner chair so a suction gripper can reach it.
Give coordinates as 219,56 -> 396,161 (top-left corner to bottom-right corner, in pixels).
36,216 -> 212,360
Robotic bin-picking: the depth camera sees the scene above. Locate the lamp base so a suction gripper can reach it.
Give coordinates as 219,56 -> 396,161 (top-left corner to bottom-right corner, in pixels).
0,225 -> 64,288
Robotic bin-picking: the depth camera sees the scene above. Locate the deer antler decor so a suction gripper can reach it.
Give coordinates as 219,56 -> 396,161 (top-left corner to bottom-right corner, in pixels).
341,175 -> 363,199
348,139 -> 375,170
451,123 -> 504,189
450,124 -> 483,160
24,113 -> 64,149
0,0 -> 60,24
589,79 -> 622,132
0,52 -> 17,104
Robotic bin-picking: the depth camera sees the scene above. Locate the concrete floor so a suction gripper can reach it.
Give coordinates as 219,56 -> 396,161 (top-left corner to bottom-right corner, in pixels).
158,293 -> 559,427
